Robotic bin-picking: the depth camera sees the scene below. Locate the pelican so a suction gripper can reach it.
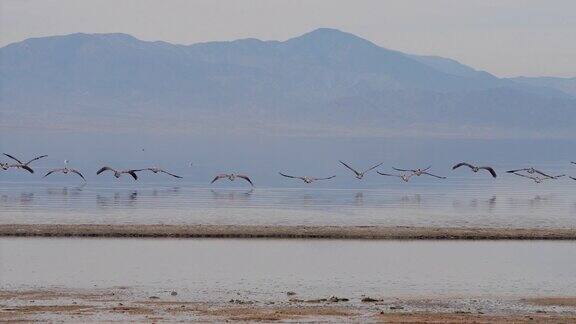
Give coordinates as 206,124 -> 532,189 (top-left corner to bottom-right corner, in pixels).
506,168 -> 555,179
145,167 -> 182,179
97,166 -> 145,181
513,172 -> 564,183
393,166 -> 446,179
377,171 -> 414,182
211,173 -> 254,186
44,160 -> 86,181
452,162 -> 497,178
339,160 -> 383,179
279,172 -> 335,184
2,153 -> 47,173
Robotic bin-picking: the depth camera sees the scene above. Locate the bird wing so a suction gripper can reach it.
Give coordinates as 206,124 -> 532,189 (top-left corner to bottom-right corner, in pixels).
479,167 -> 497,178
279,172 -> 299,179
506,168 -> 528,173
158,169 -> 183,178
363,162 -> 384,174
339,161 -> 361,176
25,154 -> 48,165
392,167 -> 412,172
452,162 -> 474,170
96,166 -> 114,175
422,172 -> 446,179
570,176 -> 576,181
237,174 -> 254,186
532,169 -> 554,178
71,169 -> 86,181
422,165 -> 432,172
377,171 -> 399,177
211,174 -> 228,184
513,173 -> 535,180
44,168 -> 64,178
20,165 -> 34,174
311,175 -> 336,181
7,164 -> 34,173
126,171 -> 139,181
3,153 -> 23,164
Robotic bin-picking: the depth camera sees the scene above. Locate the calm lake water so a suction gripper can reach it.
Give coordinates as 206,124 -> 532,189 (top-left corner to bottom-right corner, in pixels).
1,176 -> 576,228
1,238 -> 575,299
2,134 -> 576,228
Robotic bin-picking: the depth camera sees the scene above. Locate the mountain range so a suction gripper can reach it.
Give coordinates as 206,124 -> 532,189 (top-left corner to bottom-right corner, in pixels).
1,28 -> 575,138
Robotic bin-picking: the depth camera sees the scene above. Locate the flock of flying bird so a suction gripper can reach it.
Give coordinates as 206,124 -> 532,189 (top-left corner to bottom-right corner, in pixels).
1,153 -> 575,187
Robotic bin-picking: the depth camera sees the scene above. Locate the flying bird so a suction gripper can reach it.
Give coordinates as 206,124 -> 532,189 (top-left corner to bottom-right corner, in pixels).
211,173 -> 254,186
377,171 -> 414,182
44,160 -> 86,181
512,172 -> 564,183
452,162 -> 497,178
339,160 -> 383,179
279,172 -> 335,183
2,153 -> 47,173
393,166 -> 446,179
506,168 -> 556,179
97,166 -> 145,181
145,167 -> 182,179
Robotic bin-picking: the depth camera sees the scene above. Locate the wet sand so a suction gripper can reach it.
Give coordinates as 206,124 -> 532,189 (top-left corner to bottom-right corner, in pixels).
2,223 -> 576,239
3,238 -> 576,322
2,289 -> 576,322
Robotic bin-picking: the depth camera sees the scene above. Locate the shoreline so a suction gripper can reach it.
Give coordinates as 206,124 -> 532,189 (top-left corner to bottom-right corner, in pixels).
2,288 -> 576,322
1,224 -> 576,240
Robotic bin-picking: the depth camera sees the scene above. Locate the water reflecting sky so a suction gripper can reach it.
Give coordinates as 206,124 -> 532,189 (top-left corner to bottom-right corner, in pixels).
1,178 -> 576,228
2,238 -> 576,298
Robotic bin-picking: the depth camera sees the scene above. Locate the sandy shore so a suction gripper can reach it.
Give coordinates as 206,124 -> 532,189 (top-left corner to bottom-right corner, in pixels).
1,224 -> 576,240
2,289 -> 576,323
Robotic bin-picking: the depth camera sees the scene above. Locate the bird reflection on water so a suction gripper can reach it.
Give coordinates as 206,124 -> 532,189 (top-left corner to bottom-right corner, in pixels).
19,193 -> 34,205
152,187 -> 181,196
96,191 -> 139,208
452,196 -> 497,213
210,189 -> 254,202
399,194 -> 422,205
46,184 -> 86,197
353,192 -> 364,206
504,195 -> 556,211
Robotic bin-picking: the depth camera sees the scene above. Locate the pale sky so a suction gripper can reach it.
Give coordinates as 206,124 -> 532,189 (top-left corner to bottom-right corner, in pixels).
1,0 -> 574,77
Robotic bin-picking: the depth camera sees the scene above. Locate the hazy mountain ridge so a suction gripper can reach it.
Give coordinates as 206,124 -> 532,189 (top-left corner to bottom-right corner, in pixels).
509,76 -> 576,98
1,28 -> 575,138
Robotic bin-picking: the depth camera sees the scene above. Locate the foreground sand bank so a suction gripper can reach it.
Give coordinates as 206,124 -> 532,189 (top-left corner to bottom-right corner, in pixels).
1,224 -> 576,240
2,289 -> 576,323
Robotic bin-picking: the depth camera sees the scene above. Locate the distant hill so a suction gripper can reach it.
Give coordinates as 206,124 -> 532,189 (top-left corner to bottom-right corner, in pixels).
509,76 -> 576,98
1,28 -> 574,138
